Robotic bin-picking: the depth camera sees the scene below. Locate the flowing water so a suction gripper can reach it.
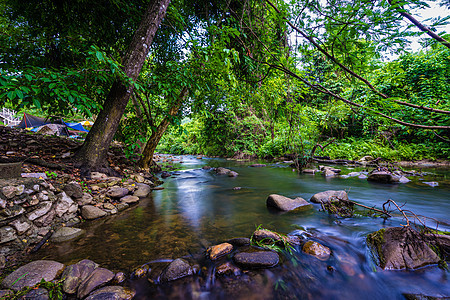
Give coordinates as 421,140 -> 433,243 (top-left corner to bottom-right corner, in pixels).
34,156 -> 450,299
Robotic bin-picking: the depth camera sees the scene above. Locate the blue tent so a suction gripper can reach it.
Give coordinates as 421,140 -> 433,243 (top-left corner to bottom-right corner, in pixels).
64,121 -> 89,132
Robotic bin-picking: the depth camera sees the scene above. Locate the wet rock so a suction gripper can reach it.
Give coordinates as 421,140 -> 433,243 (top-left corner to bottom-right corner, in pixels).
216,262 -> 241,276
27,201 -> 52,221
302,240 -> 331,261
1,260 -> 65,291
0,226 -> 17,244
347,172 -> 361,177
132,174 -> 145,183
0,205 -> 25,222
302,169 -> 318,174
133,183 -> 151,198
55,192 -> 78,218
233,251 -> 279,269
367,227 -> 440,270
266,194 -> 312,211
398,176 -> 411,184
228,171 -> 239,177
81,205 -> 107,220
160,258 -> 193,282
423,182 -> 439,187
64,181 -> 83,199
227,237 -> 251,247
62,259 -> 98,294
34,210 -> 56,227
106,186 -> 129,198
120,195 -> 139,204
22,288 -> 49,299
113,272 -> 126,284
322,169 -> 336,177
131,264 -> 150,279
358,174 -> 368,179
215,167 -> 232,175
77,267 -> 115,299
232,187 -> 241,190
85,286 -> 135,300
161,171 -> 171,179
368,171 -> 398,183
310,190 -> 348,204
208,242 -> 234,260
51,227 -> 85,242
103,203 -> 115,210
250,164 -> 266,168
115,203 -> 129,211
202,166 -> 212,170
252,229 -> 301,246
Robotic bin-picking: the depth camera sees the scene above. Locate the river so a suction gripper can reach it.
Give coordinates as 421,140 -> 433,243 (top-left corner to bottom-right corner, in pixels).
34,156 -> 450,299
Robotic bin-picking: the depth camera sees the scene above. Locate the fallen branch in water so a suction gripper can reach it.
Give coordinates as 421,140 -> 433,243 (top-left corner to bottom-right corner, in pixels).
383,199 -> 410,227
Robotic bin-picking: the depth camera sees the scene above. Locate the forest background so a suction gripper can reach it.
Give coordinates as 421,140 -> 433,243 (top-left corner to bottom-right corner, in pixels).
1,0 -> 449,172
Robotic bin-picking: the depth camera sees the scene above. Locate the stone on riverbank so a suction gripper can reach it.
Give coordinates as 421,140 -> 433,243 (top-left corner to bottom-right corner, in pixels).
250,164 -> 266,168
120,195 -> 140,204
310,190 -> 348,204
62,259 -> 99,294
367,227 -> 440,270
51,227 -> 85,242
215,167 -> 239,177
77,268 -> 115,299
81,205 -> 107,220
302,240 -> 331,261
233,251 -> 279,269
106,186 -> 129,198
64,181 -> 83,199
252,229 -> 301,246
160,258 -> 193,282
266,194 -> 312,211
133,183 -> 152,198
1,260 -> 65,291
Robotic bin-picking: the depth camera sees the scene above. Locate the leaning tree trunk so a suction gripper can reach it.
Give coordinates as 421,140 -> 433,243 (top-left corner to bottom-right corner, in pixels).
140,87 -> 189,169
75,0 -> 171,175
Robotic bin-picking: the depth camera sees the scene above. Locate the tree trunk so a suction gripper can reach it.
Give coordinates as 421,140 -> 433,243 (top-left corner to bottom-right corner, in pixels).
75,0 -> 171,175
140,87 -> 189,169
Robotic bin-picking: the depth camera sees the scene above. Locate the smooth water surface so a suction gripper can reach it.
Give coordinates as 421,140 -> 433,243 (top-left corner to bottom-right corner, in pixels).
35,156 -> 450,299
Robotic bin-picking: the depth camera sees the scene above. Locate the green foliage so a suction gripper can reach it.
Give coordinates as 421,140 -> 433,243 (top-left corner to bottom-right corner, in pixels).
250,225 -> 296,255
5,278 -> 64,300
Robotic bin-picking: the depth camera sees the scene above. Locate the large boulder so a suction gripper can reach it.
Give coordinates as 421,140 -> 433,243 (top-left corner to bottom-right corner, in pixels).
106,186 -> 129,198
1,260 -> 65,291
367,227 -> 440,270
81,205 -> 107,220
266,194 -> 312,211
310,190 -> 348,204
77,268 -> 115,299
233,251 -> 279,269
160,258 -> 193,282
367,171 -> 399,184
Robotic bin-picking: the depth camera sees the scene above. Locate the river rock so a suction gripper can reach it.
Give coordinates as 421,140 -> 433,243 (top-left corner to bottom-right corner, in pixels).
62,259 -> 98,294
77,267 -> 115,299
10,218 -> 32,235
160,258 -> 193,282
310,190 -> 348,204
347,172 -> 361,177
90,172 -> 108,181
64,181 -> 83,199
78,193 -> 94,206
1,205 -> 25,222
367,171 -> 398,183
27,201 -> 52,221
208,242 -> 234,260
215,167 -> 232,175
302,240 -> 331,261
1,260 -> 65,291
0,290 -> 12,298
2,186 -> 17,199
81,205 -> 107,220
322,169 -> 336,177
133,183 -> 152,197
120,195 -> 139,204
358,174 -> 368,179
113,272 -> 126,284
367,227 -> 440,270
228,171 -> 239,177
85,286 -> 135,300
250,164 -> 266,168
51,227 -> 85,242
106,186 -> 129,198
55,192 -> 78,218
216,262 -> 241,276
266,194 -> 312,211
398,176 -> 411,183
252,229 -> 301,247
302,169 -> 318,174
161,171 -> 171,178
423,182 -> 438,187
34,210 -> 56,227
227,237 -> 251,247
233,251 -> 279,269
0,226 -> 17,244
